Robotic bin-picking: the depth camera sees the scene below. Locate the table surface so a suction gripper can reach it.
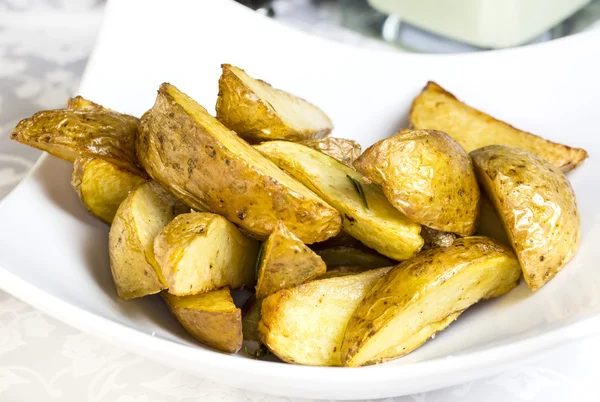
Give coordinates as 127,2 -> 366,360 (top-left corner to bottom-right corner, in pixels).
1,1 -> 599,401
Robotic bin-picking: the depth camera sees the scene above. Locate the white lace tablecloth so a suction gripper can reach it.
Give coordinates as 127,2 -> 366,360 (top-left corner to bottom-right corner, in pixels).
1,2 -> 600,401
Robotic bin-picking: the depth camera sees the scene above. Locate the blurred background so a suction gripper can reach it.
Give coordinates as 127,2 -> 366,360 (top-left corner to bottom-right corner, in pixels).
246,0 -> 600,52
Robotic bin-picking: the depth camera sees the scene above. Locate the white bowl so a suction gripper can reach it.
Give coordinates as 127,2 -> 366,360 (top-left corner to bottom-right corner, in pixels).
1,0 -> 599,399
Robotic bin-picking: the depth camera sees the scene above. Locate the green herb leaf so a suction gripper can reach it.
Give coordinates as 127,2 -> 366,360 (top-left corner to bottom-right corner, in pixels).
346,174 -> 369,210
244,344 -> 270,360
254,242 -> 265,281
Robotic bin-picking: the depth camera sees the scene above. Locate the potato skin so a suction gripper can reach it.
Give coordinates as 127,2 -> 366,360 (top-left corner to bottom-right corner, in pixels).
471,145 -> 580,291
163,289 -> 243,353
258,267 -> 392,366
255,221 -> 326,298
71,157 -> 146,224
137,83 -> 341,243
216,64 -> 332,143
10,107 -> 143,175
409,81 -> 588,172
154,212 -> 259,296
300,138 -> 361,167
342,237 -> 521,366
256,141 -> 423,260
354,129 -> 480,235
108,182 -> 187,299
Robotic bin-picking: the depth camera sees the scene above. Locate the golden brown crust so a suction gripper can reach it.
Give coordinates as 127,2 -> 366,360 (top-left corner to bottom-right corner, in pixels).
153,212 -> 258,296
255,221 -> 326,298
300,138 -> 361,167
471,145 -> 580,291
136,83 -> 341,243
409,81 -> 588,172
255,141 -> 424,260
11,107 -> 143,175
354,129 -> 480,235
71,157 -> 146,224
341,237 -> 521,366
216,64 -> 332,143
258,267 -> 392,366
108,182 -> 185,299
163,290 -> 243,353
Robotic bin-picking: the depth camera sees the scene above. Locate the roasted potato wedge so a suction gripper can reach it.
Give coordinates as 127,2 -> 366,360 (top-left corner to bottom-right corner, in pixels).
300,138 -> 361,167
471,145 -> 580,291
11,106 -> 143,175
315,246 -> 393,269
475,196 -> 510,246
108,182 -> 187,299
71,157 -> 146,224
255,221 -> 326,298
216,64 -> 332,143
242,296 -> 263,342
154,212 -> 259,296
354,129 -> 480,235
163,289 -> 242,353
342,237 -> 521,367
255,141 -> 423,260
259,267 -> 392,366
137,83 -> 341,243
409,81 -> 588,172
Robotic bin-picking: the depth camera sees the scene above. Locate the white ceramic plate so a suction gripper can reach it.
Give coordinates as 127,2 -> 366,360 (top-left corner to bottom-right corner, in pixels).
1,0 -> 600,399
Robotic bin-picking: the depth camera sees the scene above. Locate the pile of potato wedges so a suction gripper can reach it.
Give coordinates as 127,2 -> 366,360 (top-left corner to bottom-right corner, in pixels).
11,64 -> 586,366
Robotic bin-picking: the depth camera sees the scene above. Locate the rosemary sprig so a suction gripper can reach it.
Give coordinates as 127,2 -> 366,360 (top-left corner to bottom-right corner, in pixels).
254,242 -> 265,280
346,174 -> 368,210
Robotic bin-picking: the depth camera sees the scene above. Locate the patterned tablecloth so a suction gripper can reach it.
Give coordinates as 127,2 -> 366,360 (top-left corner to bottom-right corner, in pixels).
1,1 -> 599,401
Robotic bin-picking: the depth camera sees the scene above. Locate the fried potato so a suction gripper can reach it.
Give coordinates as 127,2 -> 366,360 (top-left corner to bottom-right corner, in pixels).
342,237 -> 520,367
315,246 -> 393,269
354,129 -> 480,235
255,141 -> 423,260
471,145 -> 580,291
71,157 -> 146,224
409,82 -> 588,172
163,289 -> 242,353
242,295 -> 263,342
137,83 -> 341,243
255,221 -> 326,298
216,64 -> 332,143
258,267 -> 392,366
108,182 -> 187,299
300,138 -> 361,167
11,106 -> 143,175
154,212 -> 259,296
